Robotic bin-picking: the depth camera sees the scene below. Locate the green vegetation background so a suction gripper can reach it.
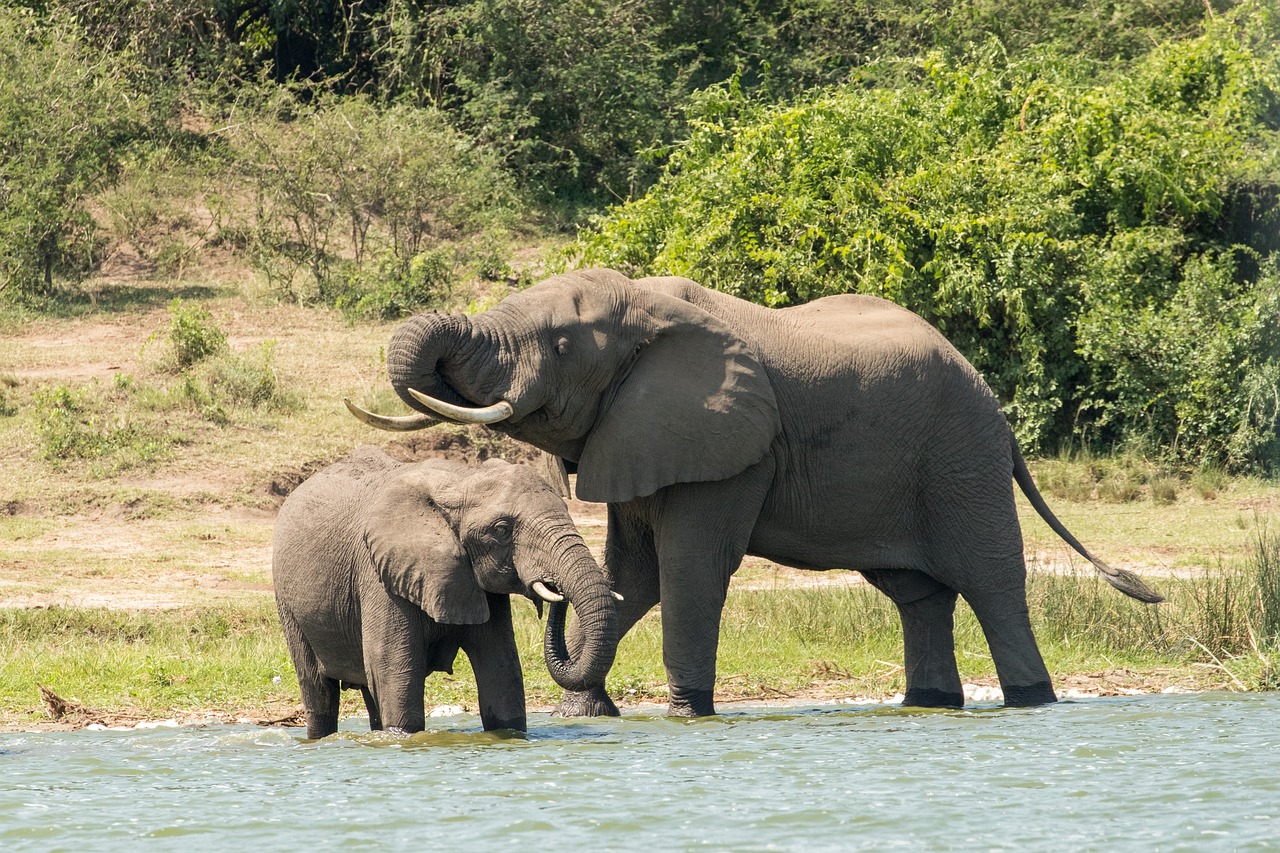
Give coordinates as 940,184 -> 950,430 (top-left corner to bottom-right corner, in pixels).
3,0 -> 1280,722
4,0 -> 1278,468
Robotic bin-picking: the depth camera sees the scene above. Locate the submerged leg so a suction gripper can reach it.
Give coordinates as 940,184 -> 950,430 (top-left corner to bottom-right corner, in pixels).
861,569 -> 964,708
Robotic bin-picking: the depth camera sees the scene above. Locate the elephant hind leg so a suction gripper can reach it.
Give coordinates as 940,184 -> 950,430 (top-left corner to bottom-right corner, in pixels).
861,569 -> 964,708
278,606 -> 342,738
964,583 -> 1056,707
358,685 -> 383,732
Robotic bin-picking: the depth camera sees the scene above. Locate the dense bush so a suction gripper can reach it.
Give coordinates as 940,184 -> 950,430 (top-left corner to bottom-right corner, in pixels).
23,0 -> 1240,204
0,8 -> 144,300
233,94 -> 518,305
580,11 -> 1280,469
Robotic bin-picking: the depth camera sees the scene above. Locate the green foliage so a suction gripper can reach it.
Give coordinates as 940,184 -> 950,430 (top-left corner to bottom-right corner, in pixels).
580,11 -> 1280,469
328,249 -> 456,320
32,381 -> 178,472
0,8 -> 144,300
236,94 -> 518,302
164,298 -> 227,370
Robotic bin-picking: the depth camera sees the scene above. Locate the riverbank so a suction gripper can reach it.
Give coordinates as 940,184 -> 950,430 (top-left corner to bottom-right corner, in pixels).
2,272 -> 1278,733
4,668 -> 1209,734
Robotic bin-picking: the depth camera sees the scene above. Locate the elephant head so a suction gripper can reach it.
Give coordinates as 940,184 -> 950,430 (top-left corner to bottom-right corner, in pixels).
369,268 -> 781,504
363,458 -> 618,692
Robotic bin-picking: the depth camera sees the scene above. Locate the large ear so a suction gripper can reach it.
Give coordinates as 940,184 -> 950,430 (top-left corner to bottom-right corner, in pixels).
363,467 -> 490,625
575,289 -> 780,503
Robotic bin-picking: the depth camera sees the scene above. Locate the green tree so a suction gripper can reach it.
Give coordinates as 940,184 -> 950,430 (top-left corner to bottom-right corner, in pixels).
580,8 -> 1280,468
0,8 -> 143,299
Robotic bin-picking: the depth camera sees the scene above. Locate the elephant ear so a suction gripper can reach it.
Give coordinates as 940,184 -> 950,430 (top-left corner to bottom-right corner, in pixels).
575,290 -> 780,503
363,467 -> 489,625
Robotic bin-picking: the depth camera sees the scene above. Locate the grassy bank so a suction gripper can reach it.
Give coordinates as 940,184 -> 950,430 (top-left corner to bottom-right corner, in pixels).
5,527 -> 1279,730
1,271 -> 1278,730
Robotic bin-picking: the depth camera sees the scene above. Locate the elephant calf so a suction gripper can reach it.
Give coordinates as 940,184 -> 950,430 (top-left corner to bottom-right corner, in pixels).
272,446 -> 617,738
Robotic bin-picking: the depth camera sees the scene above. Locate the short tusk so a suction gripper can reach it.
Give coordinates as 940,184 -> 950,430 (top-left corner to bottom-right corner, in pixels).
343,398 -> 439,432
612,590 -> 625,602
407,388 -> 514,425
532,580 -> 565,603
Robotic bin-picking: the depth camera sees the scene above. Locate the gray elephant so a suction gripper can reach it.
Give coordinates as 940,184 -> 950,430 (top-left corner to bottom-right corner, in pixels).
272,446 -> 617,738
347,268 -> 1161,718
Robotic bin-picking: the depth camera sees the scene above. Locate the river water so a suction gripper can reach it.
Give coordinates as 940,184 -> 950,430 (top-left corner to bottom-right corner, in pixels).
2,692 -> 1277,851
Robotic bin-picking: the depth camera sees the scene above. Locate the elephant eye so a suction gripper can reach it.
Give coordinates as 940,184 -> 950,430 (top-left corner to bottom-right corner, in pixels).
555,336 -> 571,356
492,519 -> 513,539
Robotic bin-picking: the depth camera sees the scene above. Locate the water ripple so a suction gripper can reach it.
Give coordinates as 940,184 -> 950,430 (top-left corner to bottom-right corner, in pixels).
1,693 -> 1278,850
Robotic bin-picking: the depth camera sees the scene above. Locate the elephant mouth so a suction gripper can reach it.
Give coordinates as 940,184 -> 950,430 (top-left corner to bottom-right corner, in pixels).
531,578 -> 565,604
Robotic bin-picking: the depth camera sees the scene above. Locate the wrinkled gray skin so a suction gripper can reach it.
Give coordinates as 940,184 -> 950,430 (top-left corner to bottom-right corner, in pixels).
272,447 -> 617,738
381,269 -> 1162,718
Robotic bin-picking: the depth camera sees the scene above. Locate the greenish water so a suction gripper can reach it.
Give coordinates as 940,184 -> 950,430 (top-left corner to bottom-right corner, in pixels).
2,692 -> 1278,851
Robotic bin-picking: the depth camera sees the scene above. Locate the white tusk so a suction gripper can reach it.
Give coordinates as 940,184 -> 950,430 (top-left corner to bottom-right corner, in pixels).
343,398 -> 440,432
407,388 -> 514,424
532,580 -> 565,603
612,591 -> 625,602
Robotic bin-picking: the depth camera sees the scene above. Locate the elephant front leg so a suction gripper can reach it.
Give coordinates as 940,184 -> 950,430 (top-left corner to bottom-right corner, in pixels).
461,594 -> 528,732
861,569 -> 964,708
362,593 -> 430,734
653,475 -> 769,718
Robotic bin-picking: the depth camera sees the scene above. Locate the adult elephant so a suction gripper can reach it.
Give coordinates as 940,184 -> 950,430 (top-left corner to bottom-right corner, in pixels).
273,447 -> 617,737
349,268 -> 1161,717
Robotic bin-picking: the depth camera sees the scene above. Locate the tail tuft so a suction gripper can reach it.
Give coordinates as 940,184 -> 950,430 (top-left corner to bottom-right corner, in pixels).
1096,561 -> 1165,604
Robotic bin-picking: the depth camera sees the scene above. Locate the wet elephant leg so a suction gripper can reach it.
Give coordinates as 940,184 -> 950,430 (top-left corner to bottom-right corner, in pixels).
965,578 -> 1057,706
278,605 -> 341,738
362,592 -> 430,733
652,471 -> 771,718
461,593 -> 527,732
861,569 -> 964,708
554,505 -> 659,718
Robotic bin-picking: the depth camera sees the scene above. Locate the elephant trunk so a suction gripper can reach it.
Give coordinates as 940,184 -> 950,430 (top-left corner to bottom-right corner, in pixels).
387,312 -> 485,414
542,551 -> 618,693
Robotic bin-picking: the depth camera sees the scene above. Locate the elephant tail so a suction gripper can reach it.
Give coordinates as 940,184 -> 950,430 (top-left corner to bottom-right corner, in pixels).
1011,441 -> 1165,604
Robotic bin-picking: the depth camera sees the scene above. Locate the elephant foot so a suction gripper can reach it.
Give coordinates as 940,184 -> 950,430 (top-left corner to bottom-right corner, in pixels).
667,686 -> 716,718
552,687 -> 620,717
1002,681 -> 1058,707
902,688 -> 965,709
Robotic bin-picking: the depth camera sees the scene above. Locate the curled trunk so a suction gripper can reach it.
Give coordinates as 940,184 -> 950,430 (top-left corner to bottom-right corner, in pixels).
387,312 -> 479,414
542,554 -> 619,693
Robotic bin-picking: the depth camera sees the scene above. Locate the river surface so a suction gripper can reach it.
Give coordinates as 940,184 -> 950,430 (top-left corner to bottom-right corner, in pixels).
2,691 -> 1277,851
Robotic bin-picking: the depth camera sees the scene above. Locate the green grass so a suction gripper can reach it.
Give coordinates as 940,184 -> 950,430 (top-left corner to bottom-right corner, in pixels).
0,602 -> 296,724
7,530 -> 1280,727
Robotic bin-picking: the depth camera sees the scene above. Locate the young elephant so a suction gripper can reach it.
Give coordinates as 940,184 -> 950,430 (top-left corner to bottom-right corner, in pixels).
272,446 -> 617,738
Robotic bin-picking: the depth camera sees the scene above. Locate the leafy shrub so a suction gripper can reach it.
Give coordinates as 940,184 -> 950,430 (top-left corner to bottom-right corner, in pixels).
199,341 -> 295,411
329,249 -> 457,321
235,94 -> 518,302
179,340 -> 301,423
579,11 -> 1280,469
164,298 -> 227,370
0,8 -> 144,300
